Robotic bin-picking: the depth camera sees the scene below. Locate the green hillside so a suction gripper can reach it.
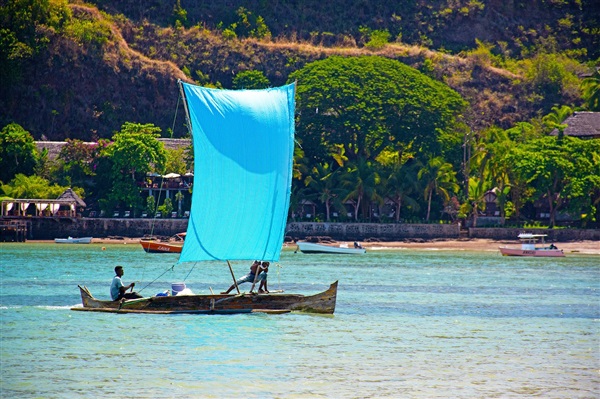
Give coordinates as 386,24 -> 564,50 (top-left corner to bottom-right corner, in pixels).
1,0 -> 598,140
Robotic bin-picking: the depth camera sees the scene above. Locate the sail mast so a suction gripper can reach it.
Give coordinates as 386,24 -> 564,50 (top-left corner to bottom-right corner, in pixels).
178,79 -> 193,139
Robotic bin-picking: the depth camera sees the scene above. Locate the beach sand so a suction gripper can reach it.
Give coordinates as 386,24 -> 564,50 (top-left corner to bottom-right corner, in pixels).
32,237 -> 599,255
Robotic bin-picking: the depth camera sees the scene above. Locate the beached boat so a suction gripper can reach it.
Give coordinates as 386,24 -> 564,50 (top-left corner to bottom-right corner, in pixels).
499,233 -> 565,257
55,236 -> 93,244
73,81 -> 337,314
296,241 -> 366,254
139,233 -> 185,253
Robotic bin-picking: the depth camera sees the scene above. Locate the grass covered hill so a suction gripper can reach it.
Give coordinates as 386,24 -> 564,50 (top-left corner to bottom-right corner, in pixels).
1,0 -> 598,140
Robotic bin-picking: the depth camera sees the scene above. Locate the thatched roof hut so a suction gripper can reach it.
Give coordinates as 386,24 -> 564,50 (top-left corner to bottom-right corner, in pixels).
550,112 -> 600,139
57,188 -> 86,208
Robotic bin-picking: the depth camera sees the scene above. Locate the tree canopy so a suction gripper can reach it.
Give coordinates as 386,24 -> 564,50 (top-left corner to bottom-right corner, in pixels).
0,122 -> 38,183
288,56 -> 467,165
102,122 -> 167,212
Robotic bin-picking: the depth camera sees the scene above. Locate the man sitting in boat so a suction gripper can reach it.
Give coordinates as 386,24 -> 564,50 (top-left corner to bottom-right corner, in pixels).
221,260 -> 269,294
354,242 -> 363,249
110,266 -> 143,301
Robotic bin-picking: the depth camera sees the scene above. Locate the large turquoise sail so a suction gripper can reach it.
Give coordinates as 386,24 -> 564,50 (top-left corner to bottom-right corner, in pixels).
178,82 -> 296,262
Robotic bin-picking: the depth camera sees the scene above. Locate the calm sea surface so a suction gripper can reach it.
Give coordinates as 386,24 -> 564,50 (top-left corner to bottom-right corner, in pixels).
1,243 -> 598,398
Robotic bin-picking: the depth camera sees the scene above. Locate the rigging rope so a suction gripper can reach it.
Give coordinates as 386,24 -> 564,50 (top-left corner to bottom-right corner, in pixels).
140,93 -> 182,284
182,262 -> 197,282
138,264 -> 175,294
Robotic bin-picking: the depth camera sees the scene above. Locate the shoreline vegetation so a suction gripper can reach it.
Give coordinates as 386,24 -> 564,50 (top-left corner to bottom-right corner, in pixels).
22,238 -> 600,255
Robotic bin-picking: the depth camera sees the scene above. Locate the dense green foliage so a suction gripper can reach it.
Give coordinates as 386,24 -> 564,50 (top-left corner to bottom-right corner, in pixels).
1,0 -> 598,140
0,174 -> 73,200
290,56 -> 466,164
232,70 -> 270,89
0,1 -> 599,226
101,123 -> 167,214
0,123 -> 38,183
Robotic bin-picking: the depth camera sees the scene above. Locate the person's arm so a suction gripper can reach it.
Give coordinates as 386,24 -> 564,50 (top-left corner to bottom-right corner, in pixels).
119,282 -> 135,294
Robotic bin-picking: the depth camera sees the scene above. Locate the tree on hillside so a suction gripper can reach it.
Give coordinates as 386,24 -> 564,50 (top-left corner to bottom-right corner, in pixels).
0,123 -> 38,183
102,122 -> 167,213
232,70 -> 270,89
289,56 -> 466,166
55,139 -> 97,189
0,0 -> 70,89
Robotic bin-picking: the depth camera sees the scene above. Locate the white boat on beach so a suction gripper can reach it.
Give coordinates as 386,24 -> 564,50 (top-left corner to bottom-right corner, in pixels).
499,233 -> 564,257
296,241 -> 366,254
55,236 -> 93,244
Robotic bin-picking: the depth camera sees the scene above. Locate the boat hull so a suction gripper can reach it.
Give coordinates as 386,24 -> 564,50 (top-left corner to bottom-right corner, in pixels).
297,241 -> 366,254
55,237 -> 93,244
139,240 -> 183,253
499,247 -> 565,257
72,282 -> 338,314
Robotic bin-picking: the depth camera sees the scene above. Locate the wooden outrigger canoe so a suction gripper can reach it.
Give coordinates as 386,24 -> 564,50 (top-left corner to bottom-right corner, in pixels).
71,281 -> 338,314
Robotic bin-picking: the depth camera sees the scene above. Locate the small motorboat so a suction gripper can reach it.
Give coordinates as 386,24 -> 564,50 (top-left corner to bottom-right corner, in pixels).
139,233 -> 185,253
296,241 -> 366,254
499,233 -> 565,257
55,237 -> 93,244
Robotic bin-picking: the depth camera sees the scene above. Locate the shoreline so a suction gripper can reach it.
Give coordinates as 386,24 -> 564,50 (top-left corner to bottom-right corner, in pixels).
18,237 -> 600,255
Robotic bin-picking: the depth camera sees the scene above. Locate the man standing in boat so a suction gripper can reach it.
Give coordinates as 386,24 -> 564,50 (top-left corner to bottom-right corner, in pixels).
221,260 -> 269,294
110,266 -> 143,301
258,262 -> 270,294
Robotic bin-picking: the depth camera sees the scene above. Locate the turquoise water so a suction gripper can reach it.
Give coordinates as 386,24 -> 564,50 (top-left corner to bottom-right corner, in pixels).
1,243 -> 598,398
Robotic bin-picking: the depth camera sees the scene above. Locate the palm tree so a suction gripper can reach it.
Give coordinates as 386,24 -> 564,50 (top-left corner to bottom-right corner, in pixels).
292,145 -> 309,180
467,177 -> 490,227
468,127 -> 511,221
542,105 -> 573,137
175,191 -> 184,217
383,159 -> 420,222
417,156 -> 459,222
304,162 -> 347,221
289,181 -> 310,221
581,68 -> 600,111
340,158 -> 382,221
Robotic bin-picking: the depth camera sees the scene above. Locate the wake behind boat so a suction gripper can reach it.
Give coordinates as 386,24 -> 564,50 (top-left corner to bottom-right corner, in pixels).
73,81 -> 337,314
499,233 -> 565,257
296,241 -> 366,254
55,236 -> 93,244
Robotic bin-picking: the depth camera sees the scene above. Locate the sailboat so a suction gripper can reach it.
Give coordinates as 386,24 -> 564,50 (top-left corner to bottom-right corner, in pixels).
72,81 -> 338,314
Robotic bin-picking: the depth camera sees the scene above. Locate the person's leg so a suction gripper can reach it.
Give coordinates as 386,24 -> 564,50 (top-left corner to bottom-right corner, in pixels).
222,274 -> 252,294
123,292 -> 143,299
258,273 -> 268,293
221,284 -> 235,294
